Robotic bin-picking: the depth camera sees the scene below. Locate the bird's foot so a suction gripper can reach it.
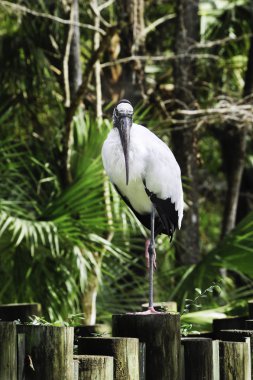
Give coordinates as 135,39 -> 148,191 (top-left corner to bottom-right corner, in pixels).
128,307 -> 164,315
145,239 -> 157,270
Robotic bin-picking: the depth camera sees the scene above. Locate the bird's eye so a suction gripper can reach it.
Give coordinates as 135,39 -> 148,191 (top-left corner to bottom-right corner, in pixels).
115,109 -> 119,117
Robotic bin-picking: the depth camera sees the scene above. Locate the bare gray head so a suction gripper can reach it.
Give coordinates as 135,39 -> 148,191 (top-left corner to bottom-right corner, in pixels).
113,99 -> 134,126
113,99 -> 133,185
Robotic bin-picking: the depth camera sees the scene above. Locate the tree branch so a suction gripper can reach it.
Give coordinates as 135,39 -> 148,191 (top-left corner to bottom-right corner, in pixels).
62,25 -> 118,186
189,33 -> 253,51
63,7 -> 75,108
92,0 -> 103,119
131,13 -> 176,52
0,0 -> 106,34
99,0 -> 115,12
100,53 -> 219,68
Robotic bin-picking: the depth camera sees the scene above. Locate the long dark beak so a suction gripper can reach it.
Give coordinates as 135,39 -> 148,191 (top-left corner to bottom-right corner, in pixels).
118,116 -> 131,185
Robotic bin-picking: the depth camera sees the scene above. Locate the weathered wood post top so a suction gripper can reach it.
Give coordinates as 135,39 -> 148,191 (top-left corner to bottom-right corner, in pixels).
112,312 -> 181,380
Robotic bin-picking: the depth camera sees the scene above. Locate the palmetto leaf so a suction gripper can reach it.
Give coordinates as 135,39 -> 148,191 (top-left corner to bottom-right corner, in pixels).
212,211 -> 253,277
0,109 -> 146,320
165,211 -> 253,313
0,211 -> 59,256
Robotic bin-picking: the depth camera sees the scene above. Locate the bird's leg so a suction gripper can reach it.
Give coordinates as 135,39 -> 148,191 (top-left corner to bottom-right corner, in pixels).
145,239 -> 157,270
127,205 -> 163,315
148,204 -> 156,312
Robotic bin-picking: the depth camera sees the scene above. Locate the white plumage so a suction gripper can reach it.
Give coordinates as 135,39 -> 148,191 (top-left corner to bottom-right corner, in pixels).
102,122 -> 184,229
102,99 -> 184,313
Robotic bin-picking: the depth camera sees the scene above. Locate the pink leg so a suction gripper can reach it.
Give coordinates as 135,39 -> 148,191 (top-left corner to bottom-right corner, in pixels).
129,240 -> 164,314
145,239 -> 157,270
127,232 -> 164,315
127,212 -> 165,315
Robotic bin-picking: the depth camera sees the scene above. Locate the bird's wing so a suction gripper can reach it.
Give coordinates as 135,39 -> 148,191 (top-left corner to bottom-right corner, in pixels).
144,183 -> 178,240
135,125 -> 184,230
113,183 -> 167,236
113,184 -> 151,230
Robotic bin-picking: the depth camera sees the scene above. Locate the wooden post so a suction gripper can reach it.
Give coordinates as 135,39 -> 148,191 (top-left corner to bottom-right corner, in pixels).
18,325 -> 74,380
213,316 -> 246,334
78,337 -> 139,380
139,342 -> 146,380
245,319 -> 253,329
248,300 -> 253,318
73,358 -> 79,380
112,312 -> 181,380
75,324 -> 109,337
212,340 -> 220,380
74,324 -> 109,345
219,339 -> 251,380
217,329 -> 253,376
73,355 -> 113,380
141,301 -> 177,312
0,322 -> 17,380
74,324 -> 110,344
217,329 -> 253,342
0,303 -> 41,322
181,337 -> 214,380
17,333 -> 26,380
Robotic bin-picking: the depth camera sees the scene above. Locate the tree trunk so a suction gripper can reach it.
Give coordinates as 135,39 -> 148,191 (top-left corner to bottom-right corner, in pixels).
81,270 -> 99,325
61,0 -> 100,325
172,0 -> 200,264
111,0 -> 146,103
236,166 -> 253,223
235,8 -> 253,224
62,0 -> 82,185
92,0 -> 103,119
69,0 -> 82,99
219,126 -> 247,237
221,6 -> 253,236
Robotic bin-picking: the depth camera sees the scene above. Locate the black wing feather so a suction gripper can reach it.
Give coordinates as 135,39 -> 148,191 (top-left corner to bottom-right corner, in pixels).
113,183 -> 178,241
144,184 -> 179,241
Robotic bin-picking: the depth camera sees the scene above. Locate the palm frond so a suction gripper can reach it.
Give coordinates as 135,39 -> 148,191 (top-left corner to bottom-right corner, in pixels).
162,211 -> 253,313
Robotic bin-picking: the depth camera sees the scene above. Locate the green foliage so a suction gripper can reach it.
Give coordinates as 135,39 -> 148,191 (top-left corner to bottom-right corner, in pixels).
165,211 -> 253,316
200,1 -> 252,99
213,211 -> 253,277
0,0 -> 253,327
183,285 -> 221,314
27,313 -> 86,327
180,285 -> 222,335
181,323 -> 200,337
0,113 -> 143,320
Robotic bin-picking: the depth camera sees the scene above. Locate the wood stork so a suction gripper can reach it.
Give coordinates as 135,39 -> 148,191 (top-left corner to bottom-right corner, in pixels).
102,99 -> 184,314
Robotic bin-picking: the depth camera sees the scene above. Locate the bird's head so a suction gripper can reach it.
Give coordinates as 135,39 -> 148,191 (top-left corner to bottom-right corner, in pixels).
113,99 -> 133,185
113,99 -> 133,125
